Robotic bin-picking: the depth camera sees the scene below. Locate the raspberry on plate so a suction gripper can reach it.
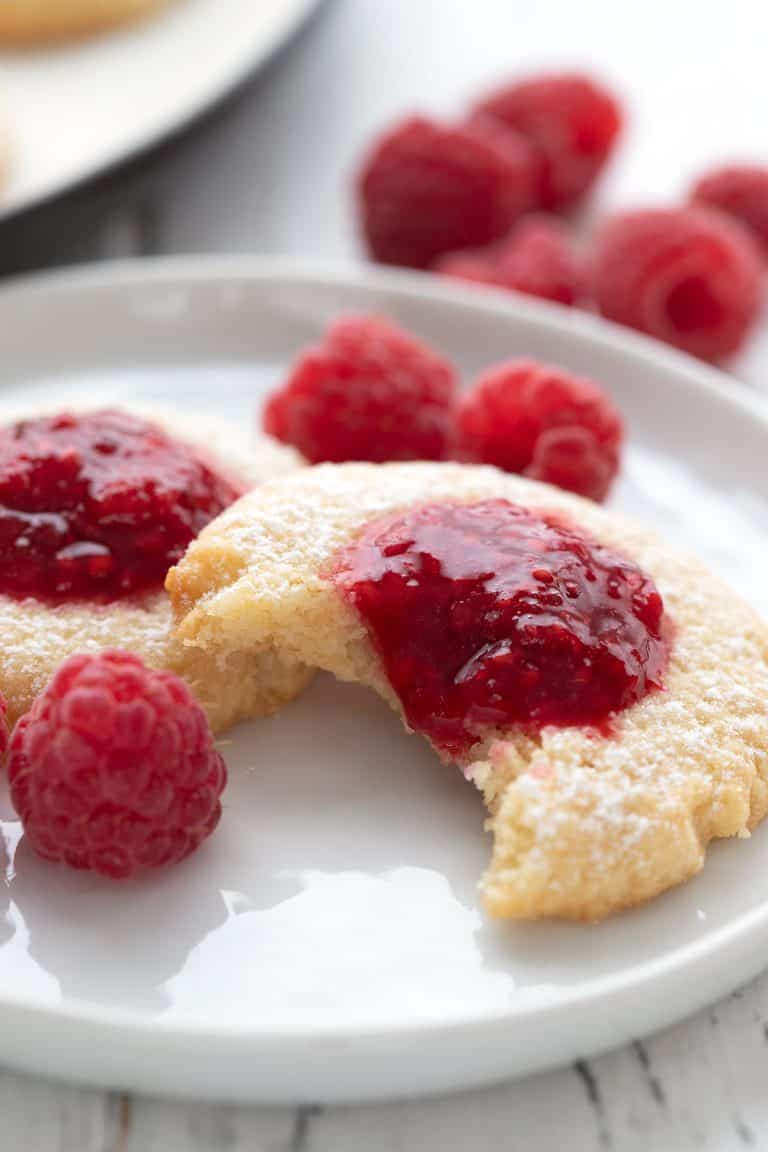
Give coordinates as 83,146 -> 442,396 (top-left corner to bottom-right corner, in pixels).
473,72 -> 622,211
8,651 -> 227,878
437,215 -> 583,306
691,165 -> 768,256
455,360 -> 623,501
263,314 -> 457,463
593,207 -> 763,362
356,114 -> 536,268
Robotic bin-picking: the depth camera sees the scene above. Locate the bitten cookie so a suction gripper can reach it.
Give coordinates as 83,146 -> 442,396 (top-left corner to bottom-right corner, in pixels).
168,462 -> 768,920
0,397 -> 309,732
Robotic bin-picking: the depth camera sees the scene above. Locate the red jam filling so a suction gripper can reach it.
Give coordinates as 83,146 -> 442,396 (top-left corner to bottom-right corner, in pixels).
331,500 -> 669,757
0,409 -> 243,602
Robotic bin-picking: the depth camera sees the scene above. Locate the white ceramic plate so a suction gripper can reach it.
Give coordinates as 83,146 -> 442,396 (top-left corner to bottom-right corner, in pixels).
0,258 -> 767,1104
0,0 -> 320,220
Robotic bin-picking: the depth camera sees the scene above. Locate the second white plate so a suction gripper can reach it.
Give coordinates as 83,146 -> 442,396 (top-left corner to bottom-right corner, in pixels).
0,0 -> 320,219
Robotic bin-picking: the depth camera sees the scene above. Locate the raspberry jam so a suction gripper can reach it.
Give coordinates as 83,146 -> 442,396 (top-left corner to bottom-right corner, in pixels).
331,500 -> 669,757
0,409 -> 243,602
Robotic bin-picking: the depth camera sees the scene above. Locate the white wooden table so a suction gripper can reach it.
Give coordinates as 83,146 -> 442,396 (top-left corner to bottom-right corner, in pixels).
2,1 -> 768,1147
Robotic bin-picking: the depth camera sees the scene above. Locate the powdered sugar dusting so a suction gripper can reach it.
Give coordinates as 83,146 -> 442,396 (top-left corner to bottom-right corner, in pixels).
172,459 -> 768,919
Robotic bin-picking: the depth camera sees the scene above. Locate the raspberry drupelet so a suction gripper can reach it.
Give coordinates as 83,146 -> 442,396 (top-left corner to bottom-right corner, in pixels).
455,360 -> 623,502
8,651 -> 227,878
264,314 -> 457,463
593,207 -> 763,362
356,114 -> 536,268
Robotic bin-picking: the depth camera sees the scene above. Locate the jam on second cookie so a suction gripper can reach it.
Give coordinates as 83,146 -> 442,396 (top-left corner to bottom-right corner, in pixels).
0,409 -> 243,602
331,499 -> 669,758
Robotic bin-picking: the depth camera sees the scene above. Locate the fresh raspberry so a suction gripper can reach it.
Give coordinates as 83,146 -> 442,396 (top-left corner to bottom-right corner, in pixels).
263,315 -> 457,463
473,73 -> 622,211
691,165 -> 768,256
356,114 -> 536,268
0,410 -> 242,603
8,651 -> 226,878
331,500 -> 668,758
593,207 -> 763,361
437,215 -> 583,305
455,360 -> 623,501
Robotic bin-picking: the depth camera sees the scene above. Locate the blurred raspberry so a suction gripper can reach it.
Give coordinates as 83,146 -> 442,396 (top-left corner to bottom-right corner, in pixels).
356,114 -> 536,268
437,215 -> 583,305
691,165 -> 768,256
474,72 -> 622,211
455,359 -> 623,501
593,207 -> 763,361
263,314 -> 457,463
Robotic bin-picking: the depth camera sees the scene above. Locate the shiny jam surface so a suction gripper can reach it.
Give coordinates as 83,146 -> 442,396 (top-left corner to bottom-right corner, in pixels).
0,410 -> 243,602
331,499 -> 669,757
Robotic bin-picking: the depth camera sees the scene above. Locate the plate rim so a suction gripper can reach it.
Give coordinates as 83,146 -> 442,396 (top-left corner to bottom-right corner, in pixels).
0,254 -> 767,1098
0,249 -> 758,415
